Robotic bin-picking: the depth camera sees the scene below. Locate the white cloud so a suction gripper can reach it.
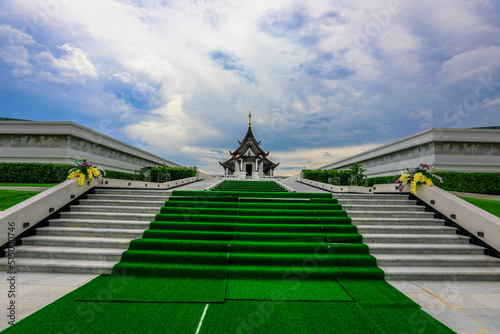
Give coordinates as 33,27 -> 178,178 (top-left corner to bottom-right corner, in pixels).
438,46 -> 500,86
33,43 -> 98,83
482,97 -> 500,110
125,94 -> 222,155
2,0 -> 500,172
113,72 -> 132,83
0,24 -> 36,76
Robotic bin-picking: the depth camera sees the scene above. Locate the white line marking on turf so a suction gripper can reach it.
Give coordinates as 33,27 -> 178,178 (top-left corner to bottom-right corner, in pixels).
195,303 -> 209,334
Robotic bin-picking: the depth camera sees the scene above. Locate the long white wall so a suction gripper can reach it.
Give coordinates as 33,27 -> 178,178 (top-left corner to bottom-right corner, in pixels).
320,128 -> 500,177
0,121 -> 182,173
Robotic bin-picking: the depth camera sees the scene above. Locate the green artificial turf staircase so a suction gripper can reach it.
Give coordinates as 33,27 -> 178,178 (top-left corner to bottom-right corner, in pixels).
3,180 -> 455,333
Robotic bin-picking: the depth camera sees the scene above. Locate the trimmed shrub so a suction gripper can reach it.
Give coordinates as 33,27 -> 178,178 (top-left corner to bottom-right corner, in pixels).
433,171 -> 500,195
0,163 -> 74,183
365,175 -> 400,187
0,163 -> 195,184
302,170 -> 352,185
304,169 -> 500,195
150,166 -> 197,182
105,170 -> 136,180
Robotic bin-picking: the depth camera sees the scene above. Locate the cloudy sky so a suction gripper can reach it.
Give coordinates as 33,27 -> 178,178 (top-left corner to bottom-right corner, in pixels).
1,0 -> 499,174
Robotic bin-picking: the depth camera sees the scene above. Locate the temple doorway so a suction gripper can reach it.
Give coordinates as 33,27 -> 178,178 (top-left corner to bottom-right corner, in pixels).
246,164 -> 252,178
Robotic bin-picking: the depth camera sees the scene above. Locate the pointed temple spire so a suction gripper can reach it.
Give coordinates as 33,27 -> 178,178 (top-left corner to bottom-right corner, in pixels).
248,111 -> 252,128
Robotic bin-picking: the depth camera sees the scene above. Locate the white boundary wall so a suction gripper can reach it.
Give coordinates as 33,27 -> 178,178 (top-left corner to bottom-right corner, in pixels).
290,175 -> 500,253
319,128 -> 500,177
0,171 -> 215,247
415,185 -> 500,253
0,121 -> 182,173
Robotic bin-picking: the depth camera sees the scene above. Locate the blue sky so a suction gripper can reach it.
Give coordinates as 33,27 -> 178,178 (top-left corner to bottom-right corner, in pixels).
1,0 -> 499,174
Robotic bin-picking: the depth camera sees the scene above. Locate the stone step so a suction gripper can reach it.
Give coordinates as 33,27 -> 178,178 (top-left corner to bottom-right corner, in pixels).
14,246 -> 124,261
22,235 -> 133,249
69,205 -> 161,214
338,199 -> 417,206
79,199 -> 166,207
87,194 -> 171,201
357,225 -> 457,235
60,211 -> 156,221
366,243 -> 485,255
346,211 -> 435,218
381,266 -> 500,281
363,234 -> 470,244
36,226 -> 145,238
49,218 -> 151,229
94,188 -> 173,195
332,193 -> 409,200
342,204 -> 425,212
0,258 -> 114,274
351,217 -> 446,226
374,254 -> 500,267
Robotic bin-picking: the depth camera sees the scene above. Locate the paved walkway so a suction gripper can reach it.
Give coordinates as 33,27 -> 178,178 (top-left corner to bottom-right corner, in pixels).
1,272 -> 499,333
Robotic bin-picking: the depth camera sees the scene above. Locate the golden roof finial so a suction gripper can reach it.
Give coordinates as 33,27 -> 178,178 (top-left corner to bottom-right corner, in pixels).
248,111 -> 252,128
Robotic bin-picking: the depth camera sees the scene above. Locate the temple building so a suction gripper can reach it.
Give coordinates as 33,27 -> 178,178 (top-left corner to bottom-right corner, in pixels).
219,113 -> 279,179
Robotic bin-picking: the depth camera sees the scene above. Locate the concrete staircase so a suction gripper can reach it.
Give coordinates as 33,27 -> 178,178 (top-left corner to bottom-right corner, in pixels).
0,188 -> 168,274
2,186 -> 500,280
336,193 -> 500,280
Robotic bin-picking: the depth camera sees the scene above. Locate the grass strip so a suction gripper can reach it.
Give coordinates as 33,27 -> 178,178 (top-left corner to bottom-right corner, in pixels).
172,190 -> 332,199
339,279 -> 420,307
111,262 -> 227,278
142,230 -> 362,242
75,275 -> 226,303
199,300 -> 383,334
460,196 -> 500,218
127,239 -> 229,252
2,276 -> 206,333
227,265 -> 341,280
226,279 -> 354,301
0,183 -> 57,187
120,250 -> 228,265
0,190 -> 40,210
234,223 -> 357,234
164,201 -> 342,210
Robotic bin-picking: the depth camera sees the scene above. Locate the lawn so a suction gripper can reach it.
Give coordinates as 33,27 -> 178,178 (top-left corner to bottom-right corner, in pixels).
0,190 -> 41,210
0,183 -> 58,187
460,197 -> 500,218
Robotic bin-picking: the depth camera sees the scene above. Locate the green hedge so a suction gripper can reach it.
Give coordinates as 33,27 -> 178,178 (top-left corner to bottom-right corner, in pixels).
104,170 -> 137,180
365,172 -> 500,195
0,163 -> 74,183
365,175 -> 400,187
0,163 -> 195,184
303,169 -> 500,195
150,167 -> 197,182
433,171 -> 500,195
302,170 -> 352,185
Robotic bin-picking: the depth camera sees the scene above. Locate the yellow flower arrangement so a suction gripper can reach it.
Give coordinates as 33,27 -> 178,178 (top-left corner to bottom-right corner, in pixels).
396,164 -> 440,194
67,159 -> 105,186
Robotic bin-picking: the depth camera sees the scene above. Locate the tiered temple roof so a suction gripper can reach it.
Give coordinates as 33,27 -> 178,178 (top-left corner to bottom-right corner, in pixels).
219,113 -> 279,176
